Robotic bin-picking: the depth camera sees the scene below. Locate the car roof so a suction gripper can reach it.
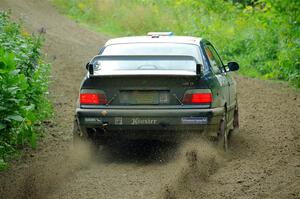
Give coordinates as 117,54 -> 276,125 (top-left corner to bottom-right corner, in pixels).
105,36 -> 203,46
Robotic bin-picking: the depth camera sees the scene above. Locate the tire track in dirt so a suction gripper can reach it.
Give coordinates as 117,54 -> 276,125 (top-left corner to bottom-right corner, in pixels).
0,0 -> 299,199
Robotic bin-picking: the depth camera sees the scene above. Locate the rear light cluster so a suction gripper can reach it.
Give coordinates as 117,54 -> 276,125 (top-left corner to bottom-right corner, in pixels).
80,93 -> 107,105
182,93 -> 212,104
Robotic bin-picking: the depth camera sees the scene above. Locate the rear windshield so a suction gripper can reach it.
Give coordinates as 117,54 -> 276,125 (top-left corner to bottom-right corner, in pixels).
102,43 -> 202,64
92,58 -> 197,73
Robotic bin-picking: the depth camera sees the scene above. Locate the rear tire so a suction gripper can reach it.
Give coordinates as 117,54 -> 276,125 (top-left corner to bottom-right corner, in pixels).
218,113 -> 229,151
233,106 -> 239,130
72,120 -> 98,153
88,128 -> 109,146
73,119 -> 86,146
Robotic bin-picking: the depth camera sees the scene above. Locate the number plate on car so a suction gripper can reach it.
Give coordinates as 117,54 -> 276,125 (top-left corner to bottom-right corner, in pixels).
133,91 -> 158,104
120,91 -> 159,104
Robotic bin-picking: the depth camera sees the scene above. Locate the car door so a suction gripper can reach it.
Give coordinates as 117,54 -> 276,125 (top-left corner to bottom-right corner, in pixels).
224,65 -> 237,107
209,44 -> 236,109
203,43 -> 230,109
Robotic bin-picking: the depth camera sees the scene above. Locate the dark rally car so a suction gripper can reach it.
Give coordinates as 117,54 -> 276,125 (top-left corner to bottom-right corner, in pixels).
73,32 -> 239,150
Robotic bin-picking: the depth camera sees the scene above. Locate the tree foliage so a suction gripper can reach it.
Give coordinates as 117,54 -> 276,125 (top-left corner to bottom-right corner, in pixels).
52,0 -> 299,87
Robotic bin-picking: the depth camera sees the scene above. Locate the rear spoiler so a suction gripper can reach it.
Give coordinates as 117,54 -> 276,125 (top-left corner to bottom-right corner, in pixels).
86,55 -> 202,76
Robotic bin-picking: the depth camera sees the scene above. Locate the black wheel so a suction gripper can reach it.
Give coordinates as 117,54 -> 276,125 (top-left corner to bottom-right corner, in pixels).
218,113 -> 229,151
233,106 -> 239,130
72,119 -> 88,146
72,119 -> 96,146
73,121 -> 102,156
88,128 -> 109,146
73,120 -> 109,154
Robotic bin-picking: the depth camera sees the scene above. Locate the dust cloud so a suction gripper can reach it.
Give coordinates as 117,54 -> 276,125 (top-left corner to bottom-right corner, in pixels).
10,138 -> 224,199
160,138 -> 225,199
11,141 -> 95,199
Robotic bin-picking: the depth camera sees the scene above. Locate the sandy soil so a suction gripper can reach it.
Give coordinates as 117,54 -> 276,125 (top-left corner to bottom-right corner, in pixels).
0,0 -> 299,198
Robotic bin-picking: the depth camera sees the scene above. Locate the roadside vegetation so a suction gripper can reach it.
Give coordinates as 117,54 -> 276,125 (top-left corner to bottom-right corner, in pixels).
52,0 -> 299,87
0,12 -> 52,170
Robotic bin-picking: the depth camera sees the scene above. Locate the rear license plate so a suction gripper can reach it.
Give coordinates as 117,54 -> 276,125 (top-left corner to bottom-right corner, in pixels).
133,91 -> 158,104
120,91 -> 159,104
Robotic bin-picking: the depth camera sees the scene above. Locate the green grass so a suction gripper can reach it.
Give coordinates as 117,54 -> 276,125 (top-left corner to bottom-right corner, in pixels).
51,0 -> 300,88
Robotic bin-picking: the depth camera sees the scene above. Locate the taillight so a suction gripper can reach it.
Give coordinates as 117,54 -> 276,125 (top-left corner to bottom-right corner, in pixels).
80,93 -> 107,105
182,93 -> 212,104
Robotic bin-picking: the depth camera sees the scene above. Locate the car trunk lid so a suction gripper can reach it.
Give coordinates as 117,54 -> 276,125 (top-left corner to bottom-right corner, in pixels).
82,75 -> 208,105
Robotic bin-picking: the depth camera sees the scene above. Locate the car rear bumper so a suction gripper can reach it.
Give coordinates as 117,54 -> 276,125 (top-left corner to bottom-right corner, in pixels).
76,107 -> 224,137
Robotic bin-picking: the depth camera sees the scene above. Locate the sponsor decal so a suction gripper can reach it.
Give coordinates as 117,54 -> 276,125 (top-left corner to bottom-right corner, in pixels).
85,118 -> 102,123
181,117 -> 208,124
115,117 -> 123,125
159,93 -> 170,104
131,118 -> 157,125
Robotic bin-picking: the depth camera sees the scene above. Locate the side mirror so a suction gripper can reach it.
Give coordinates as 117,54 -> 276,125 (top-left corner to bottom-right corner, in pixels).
227,62 -> 239,72
85,62 -> 90,70
85,62 -> 94,75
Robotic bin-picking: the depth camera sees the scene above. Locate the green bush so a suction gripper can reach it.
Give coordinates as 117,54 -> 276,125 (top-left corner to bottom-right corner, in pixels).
0,12 -> 51,170
52,0 -> 299,87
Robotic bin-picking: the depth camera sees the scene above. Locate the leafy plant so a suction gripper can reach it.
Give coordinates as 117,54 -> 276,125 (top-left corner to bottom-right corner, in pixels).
0,11 -> 52,170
